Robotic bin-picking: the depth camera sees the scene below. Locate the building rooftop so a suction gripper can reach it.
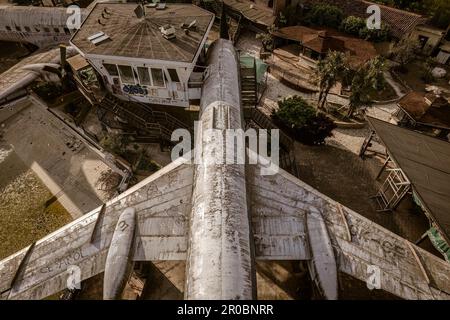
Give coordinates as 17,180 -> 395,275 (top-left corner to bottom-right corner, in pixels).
71,3 -> 214,63
272,25 -> 378,66
398,91 -> 450,129
367,117 -> 450,244
301,0 -> 427,39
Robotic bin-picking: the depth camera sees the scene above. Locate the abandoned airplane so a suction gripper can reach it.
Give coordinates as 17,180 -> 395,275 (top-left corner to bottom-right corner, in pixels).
0,38 -> 450,300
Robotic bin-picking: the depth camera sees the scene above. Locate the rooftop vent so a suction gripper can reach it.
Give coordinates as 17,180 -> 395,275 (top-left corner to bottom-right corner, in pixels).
156,3 -> 166,10
88,31 -> 110,45
160,24 -> 176,40
181,19 -> 197,31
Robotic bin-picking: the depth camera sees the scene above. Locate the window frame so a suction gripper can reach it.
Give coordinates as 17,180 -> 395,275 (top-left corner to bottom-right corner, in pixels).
137,67 -> 152,86
117,65 -> 136,84
168,68 -> 180,83
103,63 -> 119,77
150,68 -> 166,88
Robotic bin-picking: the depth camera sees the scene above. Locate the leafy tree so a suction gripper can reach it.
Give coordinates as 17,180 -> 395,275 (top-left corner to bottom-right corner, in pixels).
427,0 -> 450,29
340,16 -> 367,36
272,96 -> 336,145
280,4 -> 304,26
347,57 -> 386,117
314,51 -> 350,111
340,16 -> 390,42
304,4 -> 344,29
256,25 -> 277,52
391,38 -> 420,69
358,23 -> 391,42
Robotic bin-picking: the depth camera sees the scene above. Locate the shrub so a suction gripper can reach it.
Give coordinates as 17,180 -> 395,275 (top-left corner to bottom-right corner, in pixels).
340,16 -> 366,36
304,4 -> 344,29
340,16 -> 390,42
272,96 -> 336,145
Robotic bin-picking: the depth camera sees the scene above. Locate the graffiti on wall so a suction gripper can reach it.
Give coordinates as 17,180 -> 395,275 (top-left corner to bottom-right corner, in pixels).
122,84 -> 148,95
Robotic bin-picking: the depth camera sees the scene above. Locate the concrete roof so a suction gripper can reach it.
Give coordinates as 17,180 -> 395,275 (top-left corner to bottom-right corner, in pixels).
71,3 -> 214,63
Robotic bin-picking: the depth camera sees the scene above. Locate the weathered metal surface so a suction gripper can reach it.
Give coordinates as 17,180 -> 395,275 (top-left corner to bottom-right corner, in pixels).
306,207 -> 338,300
246,164 -> 310,260
0,46 -> 77,101
252,166 -> 450,300
0,159 -> 193,300
103,208 -> 136,300
0,6 -> 88,47
185,39 -> 254,300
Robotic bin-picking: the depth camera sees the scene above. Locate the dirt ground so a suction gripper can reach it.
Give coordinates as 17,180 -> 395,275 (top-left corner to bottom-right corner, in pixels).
0,100 -> 117,258
294,142 -> 433,248
397,60 -> 450,93
0,146 -> 72,259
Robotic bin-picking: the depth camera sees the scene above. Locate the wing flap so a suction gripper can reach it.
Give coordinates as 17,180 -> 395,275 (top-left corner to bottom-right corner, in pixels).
247,165 -> 310,260
248,163 -> 450,299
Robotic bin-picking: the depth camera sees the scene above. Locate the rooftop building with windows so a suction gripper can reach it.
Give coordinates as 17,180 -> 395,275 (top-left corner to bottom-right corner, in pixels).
70,2 -> 214,107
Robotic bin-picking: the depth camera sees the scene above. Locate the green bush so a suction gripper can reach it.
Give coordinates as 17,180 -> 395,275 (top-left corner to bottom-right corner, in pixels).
304,4 -> 344,29
340,16 -> 390,42
272,96 -> 336,145
340,16 -> 366,36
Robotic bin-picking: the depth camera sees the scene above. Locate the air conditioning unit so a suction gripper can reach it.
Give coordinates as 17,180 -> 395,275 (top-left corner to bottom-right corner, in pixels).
160,25 -> 176,40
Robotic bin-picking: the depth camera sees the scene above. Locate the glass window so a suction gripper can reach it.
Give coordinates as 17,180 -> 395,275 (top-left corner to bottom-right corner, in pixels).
15,26 -> 21,32
137,67 -> 152,86
35,27 -> 40,32
64,28 -> 70,35
118,65 -> 135,84
5,26 -> 11,31
24,26 -> 31,32
43,27 -> 50,33
168,69 -> 180,82
151,68 -> 165,87
54,28 -> 60,33
103,64 -> 118,76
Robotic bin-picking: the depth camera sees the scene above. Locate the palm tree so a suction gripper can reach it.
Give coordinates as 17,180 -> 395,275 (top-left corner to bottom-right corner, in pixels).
314,51 -> 349,111
347,57 -> 385,117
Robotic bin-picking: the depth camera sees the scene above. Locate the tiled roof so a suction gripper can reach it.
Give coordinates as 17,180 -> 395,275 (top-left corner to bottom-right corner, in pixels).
272,25 -> 378,66
301,0 -> 428,39
398,91 -> 450,129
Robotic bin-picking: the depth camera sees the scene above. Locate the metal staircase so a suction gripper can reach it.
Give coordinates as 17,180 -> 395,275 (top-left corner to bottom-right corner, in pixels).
372,168 -> 411,212
240,58 -> 258,108
98,94 -> 192,148
245,107 -> 299,177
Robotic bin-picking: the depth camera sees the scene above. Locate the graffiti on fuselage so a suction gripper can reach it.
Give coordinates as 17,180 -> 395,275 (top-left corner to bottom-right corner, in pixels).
122,84 -> 148,95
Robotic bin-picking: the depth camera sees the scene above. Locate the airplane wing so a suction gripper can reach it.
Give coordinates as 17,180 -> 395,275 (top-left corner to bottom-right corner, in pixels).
247,162 -> 450,300
0,46 -> 76,103
0,157 -> 193,300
